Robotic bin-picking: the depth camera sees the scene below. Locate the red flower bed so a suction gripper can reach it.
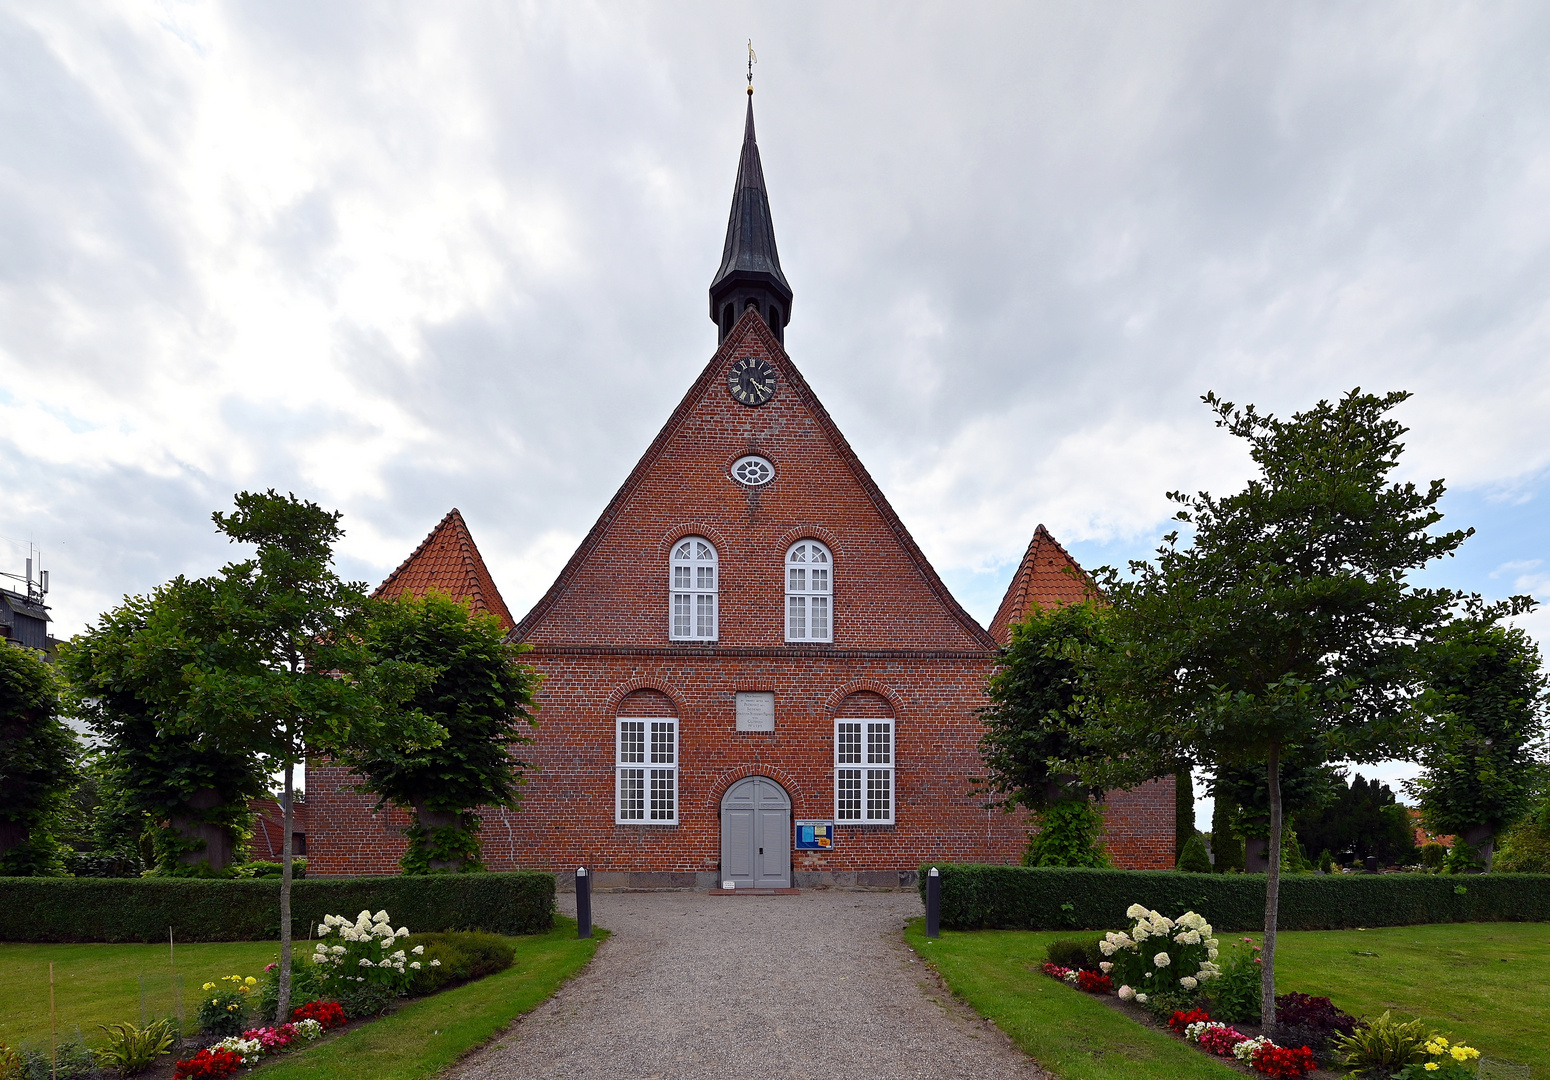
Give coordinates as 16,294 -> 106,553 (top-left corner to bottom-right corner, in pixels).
1076,970 -> 1113,994
1040,961 -> 1072,980
1167,1007 -> 1211,1035
291,1000 -> 348,1030
173,1048 -> 243,1079
1251,1043 -> 1318,1078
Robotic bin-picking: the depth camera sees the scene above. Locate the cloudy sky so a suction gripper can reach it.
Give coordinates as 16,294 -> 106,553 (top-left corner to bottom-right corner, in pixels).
4,3 -> 1548,805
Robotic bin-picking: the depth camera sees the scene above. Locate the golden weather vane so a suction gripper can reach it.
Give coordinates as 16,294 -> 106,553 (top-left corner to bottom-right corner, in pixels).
747,39 -> 757,94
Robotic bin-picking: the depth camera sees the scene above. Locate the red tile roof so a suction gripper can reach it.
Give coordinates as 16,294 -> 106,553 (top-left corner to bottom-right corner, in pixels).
988,524 -> 1097,644
373,508 -> 515,631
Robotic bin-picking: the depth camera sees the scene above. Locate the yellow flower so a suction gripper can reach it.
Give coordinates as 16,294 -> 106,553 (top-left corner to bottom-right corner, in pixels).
245,976 -> 257,985
202,982 -> 215,991
1435,1037 -> 1449,1049
1451,1046 -> 1477,1062
1424,1064 -> 1439,1072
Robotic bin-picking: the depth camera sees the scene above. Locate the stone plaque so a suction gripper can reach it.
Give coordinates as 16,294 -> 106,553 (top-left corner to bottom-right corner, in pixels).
735,691 -> 775,732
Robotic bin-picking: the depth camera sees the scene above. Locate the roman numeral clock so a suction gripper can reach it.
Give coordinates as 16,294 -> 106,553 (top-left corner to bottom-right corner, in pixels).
727,356 -> 777,406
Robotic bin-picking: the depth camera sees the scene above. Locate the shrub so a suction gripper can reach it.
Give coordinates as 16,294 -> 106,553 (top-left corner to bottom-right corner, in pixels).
401,932 -> 516,994
1419,843 -> 1447,871
916,864 -> 1550,931
0,1044 -> 18,1080
1024,800 -> 1111,868
1331,1011 -> 1434,1077
1203,938 -> 1262,1024
0,871 -> 555,942
1100,906 -> 1219,999
257,956 -> 325,1021
307,910 -> 416,1016
232,859 -> 306,879
196,975 -> 256,1036
96,1019 -> 176,1075
1275,992 -> 1359,1035
18,1037 -> 97,1079
1317,849 -> 1334,874
1045,937 -> 1098,971
1177,834 -> 1212,873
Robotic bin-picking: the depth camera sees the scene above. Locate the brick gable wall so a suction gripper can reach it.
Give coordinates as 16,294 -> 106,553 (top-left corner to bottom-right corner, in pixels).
306,311 -> 1175,879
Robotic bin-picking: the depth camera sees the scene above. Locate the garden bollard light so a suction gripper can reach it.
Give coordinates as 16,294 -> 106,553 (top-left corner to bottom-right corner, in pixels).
926,866 -> 941,939
576,866 -> 592,939
1363,856 -> 1379,874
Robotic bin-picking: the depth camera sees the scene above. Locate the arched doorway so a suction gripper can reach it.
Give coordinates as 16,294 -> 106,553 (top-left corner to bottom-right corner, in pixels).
720,776 -> 791,888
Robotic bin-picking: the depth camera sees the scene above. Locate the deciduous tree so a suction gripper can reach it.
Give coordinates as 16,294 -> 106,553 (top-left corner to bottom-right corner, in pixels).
1406,612 -> 1548,870
0,642 -> 77,875
340,589 -> 540,873
1087,389 -> 1518,1025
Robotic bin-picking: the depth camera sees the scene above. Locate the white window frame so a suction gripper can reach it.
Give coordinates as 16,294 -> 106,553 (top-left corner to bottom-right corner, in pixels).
669,537 -> 718,641
615,717 -> 678,824
785,540 -> 832,643
834,717 -> 894,824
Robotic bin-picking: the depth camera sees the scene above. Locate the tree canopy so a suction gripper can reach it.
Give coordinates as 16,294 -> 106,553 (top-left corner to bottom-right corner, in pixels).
341,589 -> 540,873
1407,611 -> 1548,868
0,643 -> 78,875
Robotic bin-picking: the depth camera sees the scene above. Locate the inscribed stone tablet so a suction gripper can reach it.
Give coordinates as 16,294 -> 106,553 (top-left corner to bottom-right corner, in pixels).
735,691 -> 775,732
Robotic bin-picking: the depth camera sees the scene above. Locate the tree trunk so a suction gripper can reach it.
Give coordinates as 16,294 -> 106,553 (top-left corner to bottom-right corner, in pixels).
1458,823 -> 1494,873
172,787 -> 235,870
413,804 -> 463,871
276,762 -> 294,1023
1261,745 -> 1282,1028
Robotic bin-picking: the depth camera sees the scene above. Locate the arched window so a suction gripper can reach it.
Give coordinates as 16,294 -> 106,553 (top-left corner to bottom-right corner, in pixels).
670,537 -> 718,641
785,540 -> 831,642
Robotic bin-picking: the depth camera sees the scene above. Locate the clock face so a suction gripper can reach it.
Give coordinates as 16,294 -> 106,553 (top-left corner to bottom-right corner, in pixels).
727,356 -> 777,407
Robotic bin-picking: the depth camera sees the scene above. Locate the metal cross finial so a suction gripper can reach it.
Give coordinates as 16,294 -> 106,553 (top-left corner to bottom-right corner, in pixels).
747,40 -> 757,94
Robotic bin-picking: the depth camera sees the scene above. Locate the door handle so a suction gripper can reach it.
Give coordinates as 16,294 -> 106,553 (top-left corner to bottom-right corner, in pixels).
759,847 -> 764,854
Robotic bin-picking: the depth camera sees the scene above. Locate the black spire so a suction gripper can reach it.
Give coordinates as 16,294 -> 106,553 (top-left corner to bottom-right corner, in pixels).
709,95 -> 793,345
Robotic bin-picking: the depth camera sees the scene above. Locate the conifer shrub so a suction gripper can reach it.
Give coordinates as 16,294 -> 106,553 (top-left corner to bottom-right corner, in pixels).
1178,833 -> 1212,873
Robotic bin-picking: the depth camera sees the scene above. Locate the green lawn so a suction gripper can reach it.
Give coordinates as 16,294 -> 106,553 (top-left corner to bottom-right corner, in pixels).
906,921 -> 1550,1078
0,939 -> 280,1049
904,922 -> 1239,1080
254,920 -> 602,1080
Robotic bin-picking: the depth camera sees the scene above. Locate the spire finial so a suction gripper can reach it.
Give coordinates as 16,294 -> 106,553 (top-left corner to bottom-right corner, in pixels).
747,40 -> 756,95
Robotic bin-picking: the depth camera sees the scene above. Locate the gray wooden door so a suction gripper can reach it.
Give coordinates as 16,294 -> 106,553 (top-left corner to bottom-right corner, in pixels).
720,776 -> 791,888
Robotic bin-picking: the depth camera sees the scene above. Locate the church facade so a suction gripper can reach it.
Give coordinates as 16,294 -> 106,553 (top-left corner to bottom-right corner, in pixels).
306,97 -> 1175,886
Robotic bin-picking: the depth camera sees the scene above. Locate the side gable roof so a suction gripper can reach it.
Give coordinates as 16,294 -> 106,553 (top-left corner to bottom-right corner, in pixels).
988,524 -> 1097,645
374,508 -> 516,631
514,309 -> 996,649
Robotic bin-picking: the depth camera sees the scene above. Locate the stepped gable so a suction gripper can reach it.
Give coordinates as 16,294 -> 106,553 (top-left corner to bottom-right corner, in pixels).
988,524 -> 1096,644
373,508 -> 515,631
513,309 -> 996,651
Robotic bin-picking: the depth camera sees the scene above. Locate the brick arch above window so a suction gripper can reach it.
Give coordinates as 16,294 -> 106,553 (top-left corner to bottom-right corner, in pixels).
616,688 -> 677,717
704,764 -> 806,808
604,679 -> 686,717
773,523 -> 844,558
834,691 -> 894,718
822,680 -> 905,720
656,522 -> 730,558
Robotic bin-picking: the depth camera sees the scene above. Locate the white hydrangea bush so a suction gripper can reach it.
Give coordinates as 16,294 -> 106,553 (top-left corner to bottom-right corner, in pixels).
1100,904 -> 1220,1000
310,909 -> 438,998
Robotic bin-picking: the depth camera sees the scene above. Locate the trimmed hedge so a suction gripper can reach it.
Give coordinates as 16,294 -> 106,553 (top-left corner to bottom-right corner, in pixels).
0,871 -> 555,943
918,864 -> 1550,931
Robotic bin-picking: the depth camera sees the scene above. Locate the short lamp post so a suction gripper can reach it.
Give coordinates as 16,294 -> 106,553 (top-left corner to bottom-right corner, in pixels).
925,866 -> 941,939
576,866 -> 592,939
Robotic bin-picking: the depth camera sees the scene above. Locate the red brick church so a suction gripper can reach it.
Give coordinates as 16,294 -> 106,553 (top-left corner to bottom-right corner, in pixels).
307,96 -> 1174,885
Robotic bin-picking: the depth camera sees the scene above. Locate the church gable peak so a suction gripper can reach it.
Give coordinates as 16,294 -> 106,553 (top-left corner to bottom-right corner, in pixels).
375,508 -> 515,630
988,524 -> 1097,644
514,315 -> 993,651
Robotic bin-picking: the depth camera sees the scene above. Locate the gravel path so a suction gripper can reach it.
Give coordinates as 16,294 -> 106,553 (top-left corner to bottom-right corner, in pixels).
447,890 -> 1046,1080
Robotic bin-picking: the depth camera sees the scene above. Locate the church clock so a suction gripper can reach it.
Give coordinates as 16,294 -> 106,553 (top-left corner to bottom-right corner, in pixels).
727,356 -> 777,407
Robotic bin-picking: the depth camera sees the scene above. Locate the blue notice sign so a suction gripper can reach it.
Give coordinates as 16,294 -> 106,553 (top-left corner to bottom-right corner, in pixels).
795,820 -> 834,850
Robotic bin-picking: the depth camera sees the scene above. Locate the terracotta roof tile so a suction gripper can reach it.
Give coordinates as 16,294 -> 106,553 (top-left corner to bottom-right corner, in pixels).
988,524 -> 1097,644
373,508 -> 515,631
